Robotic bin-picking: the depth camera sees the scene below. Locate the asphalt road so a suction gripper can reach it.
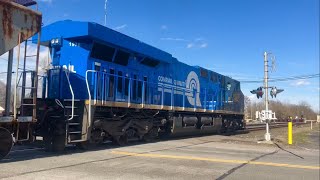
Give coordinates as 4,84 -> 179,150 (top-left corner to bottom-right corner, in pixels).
0,135 -> 319,180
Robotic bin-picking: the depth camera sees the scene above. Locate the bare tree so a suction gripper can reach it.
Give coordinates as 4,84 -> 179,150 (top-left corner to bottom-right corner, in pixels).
244,96 -> 251,120
247,99 -> 317,120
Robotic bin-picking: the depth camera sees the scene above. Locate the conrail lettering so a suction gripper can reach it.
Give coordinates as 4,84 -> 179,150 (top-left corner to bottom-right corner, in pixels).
158,76 -> 173,84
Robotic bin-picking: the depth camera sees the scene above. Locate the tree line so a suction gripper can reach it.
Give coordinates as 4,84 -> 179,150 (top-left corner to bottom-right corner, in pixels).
244,96 -> 318,120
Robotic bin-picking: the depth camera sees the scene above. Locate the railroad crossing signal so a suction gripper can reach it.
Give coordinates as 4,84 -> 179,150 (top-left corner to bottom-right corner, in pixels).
250,87 -> 264,99
250,86 -> 284,99
270,87 -> 284,98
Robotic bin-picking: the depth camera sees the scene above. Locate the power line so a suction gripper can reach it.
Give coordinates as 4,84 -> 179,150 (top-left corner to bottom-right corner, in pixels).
0,57 -> 35,71
269,74 -> 319,82
0,71 -> 15,74
240,73 -> 319,83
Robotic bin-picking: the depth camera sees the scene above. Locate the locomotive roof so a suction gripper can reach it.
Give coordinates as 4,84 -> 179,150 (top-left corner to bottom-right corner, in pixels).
38,20 -> 174,64
37,20 -> 240,83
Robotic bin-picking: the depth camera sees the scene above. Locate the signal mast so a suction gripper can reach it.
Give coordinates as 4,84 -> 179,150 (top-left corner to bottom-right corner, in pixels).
251,52 -> 284,141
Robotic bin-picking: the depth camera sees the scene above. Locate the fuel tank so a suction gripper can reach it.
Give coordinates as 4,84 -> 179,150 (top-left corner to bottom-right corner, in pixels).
170,116 -> 222,136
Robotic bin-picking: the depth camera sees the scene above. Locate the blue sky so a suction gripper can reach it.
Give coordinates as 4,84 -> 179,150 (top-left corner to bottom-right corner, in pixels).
1,0 -> 319,112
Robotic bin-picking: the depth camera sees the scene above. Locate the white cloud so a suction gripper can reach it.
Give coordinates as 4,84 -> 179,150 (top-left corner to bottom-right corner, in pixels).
200,43 -> 208,48
195,37 -> 204,41
160,37 -> 188,42
187,43 -> 194,49
186,42 -> 208,49
114,24 -> 127,30
290,80 -> 311,86
160,36 -> 208,49
161,25 -> 168,30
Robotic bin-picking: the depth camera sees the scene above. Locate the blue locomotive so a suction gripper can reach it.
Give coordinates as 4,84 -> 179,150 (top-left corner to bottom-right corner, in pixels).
31,20 -> 244,150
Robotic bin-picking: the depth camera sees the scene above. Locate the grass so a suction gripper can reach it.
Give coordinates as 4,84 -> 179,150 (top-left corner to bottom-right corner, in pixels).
293,123 -> 319,146
268,123 -> 319,148
293,131 -> 310,145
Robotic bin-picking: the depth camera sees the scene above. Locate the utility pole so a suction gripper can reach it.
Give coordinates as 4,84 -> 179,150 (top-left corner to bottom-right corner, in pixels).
264,52 -> 271,141
104,0 -> 108,26
250,52 -> 283,142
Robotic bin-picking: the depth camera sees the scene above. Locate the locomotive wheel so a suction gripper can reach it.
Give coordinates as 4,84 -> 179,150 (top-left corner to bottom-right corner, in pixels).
219,119 -> 228,134
143,128 -> 158,142
52,135 -> 66,152
143,133 -> 153,142
228,121 -> 236,133
113,135 -> 128,146
76,141 -> 98,150
0,127 -> 13,159
158,124 -> 172,139
43,135 -> 53,152
76,141 -> 89,150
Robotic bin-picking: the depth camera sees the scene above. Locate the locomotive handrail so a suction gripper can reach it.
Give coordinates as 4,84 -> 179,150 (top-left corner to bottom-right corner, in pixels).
64,70 -> 74,121
86,70 -> 224,113
142,81 -> 145,108
87,70 -> 197,95
85,70 -> 97,127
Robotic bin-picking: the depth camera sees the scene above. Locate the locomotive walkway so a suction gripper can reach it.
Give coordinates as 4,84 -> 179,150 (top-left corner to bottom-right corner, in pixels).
0,127 -> 319,180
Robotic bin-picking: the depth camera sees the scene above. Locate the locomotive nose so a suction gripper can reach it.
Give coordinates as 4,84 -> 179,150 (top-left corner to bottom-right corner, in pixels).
0,127 -> 13,160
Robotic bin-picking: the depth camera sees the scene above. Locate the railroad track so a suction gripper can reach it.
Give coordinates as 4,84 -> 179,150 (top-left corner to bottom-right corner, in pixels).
246,122 -> 306,131
3,122 -> 309,159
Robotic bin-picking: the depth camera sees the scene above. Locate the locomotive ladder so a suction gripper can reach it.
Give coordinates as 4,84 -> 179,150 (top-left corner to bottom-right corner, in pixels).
14,34 -> 41,142
63,70 -> 85,143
